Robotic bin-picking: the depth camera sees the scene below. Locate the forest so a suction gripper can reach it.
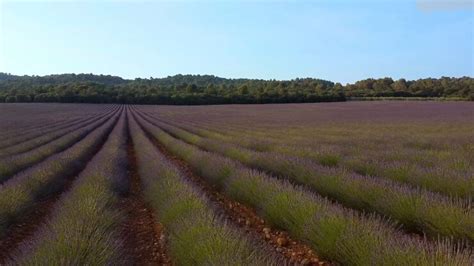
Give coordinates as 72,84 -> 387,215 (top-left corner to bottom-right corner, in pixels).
0,73 -> 472,105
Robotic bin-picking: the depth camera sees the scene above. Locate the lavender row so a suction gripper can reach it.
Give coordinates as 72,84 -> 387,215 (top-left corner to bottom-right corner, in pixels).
0,105 -> 118,147
11,108 -> 128,265
0,110 -> 113,157
129,111 -> 277,265
173,118 -> 472,201
132,110 -> 472,265
137,105 -> 472,173
0,108 -> 121,236
0,105 -> 117,147
0,105 -> 76,138
136,111 -> 473,244
139,110 -> 472,199
0,109 -> 118,183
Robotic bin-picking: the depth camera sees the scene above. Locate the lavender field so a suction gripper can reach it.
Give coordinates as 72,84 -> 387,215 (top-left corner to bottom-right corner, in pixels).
0,102 -> 472,265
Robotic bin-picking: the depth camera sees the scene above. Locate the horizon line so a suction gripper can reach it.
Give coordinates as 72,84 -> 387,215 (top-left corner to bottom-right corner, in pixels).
1,71 -> 473,85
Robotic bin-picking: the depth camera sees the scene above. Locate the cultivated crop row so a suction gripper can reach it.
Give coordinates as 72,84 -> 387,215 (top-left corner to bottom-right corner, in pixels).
0,108 -> 121,237
0,105 -> 117,148
129,111 -> 278,265
225,129 -> 472,199
0,113 -> 73,139
132,110 -> 328,265
12,108 -> 128,264
136,112 -> 473,244
151,104 -> 472,200
0,109 -> 115,158
139,111 -> 473,199
0,103 -> 471,265
0,109 -> 118,183
0,118 -> 75,144
132,110 -> 472,265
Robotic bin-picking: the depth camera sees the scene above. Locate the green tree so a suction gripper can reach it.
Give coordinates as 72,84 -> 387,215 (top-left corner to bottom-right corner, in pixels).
5,96 -> 16,103
186,84 -> 198,93
238,84 -> 249,95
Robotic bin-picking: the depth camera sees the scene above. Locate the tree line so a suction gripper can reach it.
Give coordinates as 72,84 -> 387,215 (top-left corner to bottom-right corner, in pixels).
0,73 -> 472,105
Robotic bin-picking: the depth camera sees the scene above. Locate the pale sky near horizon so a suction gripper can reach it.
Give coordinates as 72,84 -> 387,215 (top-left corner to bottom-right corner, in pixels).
0,0 -> 473,84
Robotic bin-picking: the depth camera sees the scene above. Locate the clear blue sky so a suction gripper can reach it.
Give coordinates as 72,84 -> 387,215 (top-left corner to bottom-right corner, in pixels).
1,0 -> 472,84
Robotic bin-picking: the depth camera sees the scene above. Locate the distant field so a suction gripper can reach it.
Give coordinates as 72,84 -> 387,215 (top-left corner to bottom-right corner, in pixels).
0,102 -> 472,265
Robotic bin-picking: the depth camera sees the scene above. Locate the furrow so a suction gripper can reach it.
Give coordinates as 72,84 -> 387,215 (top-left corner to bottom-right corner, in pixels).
0,108 -> 118,183
132,110 -> 328,265
0,109 -> 114,157
138,110 -> 473,199
129,109 -> 280,265
131,108 -> 472,265
9,108 -> 127,264
135,110 -> 473,244
0,105 -> 118,149
118,109 -> 172,265
0,107 -> 121,248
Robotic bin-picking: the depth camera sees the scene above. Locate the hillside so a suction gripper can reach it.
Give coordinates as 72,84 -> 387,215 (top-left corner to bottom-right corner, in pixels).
0,73 -> 472,104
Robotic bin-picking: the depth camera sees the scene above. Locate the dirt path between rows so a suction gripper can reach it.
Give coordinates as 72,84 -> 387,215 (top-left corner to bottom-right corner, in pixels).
118,134 -> 172,265
138,119 -> 329,266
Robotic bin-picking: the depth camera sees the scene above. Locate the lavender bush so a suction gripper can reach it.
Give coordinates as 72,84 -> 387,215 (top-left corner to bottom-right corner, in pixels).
133,110 -> 472,265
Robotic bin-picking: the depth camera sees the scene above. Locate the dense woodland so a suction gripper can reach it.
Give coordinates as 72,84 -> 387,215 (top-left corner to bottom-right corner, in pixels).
0,73 -> 472,104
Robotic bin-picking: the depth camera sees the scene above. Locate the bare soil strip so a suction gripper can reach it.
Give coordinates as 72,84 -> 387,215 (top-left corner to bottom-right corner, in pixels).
139,121 -> 329,266
118,134 -> 172,265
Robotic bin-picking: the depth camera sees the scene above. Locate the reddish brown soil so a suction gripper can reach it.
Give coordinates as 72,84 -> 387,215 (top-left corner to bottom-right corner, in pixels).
118,138 -> 172,265
142,122 -> 330,266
